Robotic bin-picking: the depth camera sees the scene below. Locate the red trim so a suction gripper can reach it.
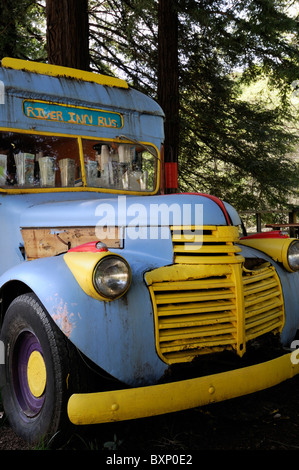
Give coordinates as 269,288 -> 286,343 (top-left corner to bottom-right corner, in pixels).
240,230 -> 289,240
165,162 -> 178,189
68,241 -> 108,253
177,192 -> 232,225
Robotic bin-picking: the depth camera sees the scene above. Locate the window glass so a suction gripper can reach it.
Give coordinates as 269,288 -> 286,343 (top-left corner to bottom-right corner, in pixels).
0,131 -> 81,188
82,139 -> 157,192
0,132 -> 158,192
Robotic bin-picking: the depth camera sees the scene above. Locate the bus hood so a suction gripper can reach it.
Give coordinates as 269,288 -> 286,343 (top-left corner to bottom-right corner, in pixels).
19,193 -> 241,229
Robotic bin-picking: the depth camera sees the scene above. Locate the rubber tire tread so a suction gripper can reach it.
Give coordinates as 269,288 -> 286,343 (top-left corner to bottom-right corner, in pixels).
0,293 -> 81,445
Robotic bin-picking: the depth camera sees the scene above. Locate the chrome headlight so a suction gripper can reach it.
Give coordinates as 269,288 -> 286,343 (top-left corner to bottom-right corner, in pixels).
93,255 -> 131,299
288,240 -> 299,271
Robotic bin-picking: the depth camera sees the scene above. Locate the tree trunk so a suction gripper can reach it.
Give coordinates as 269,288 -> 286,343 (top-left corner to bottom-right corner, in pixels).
157,0 -> 179,191
46,0 -> 90,71
0,0 -> 18,58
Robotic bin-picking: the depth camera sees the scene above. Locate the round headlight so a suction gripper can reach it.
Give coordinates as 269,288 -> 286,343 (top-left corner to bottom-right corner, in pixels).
93,255 -> 131,299
288,240 -> 299,271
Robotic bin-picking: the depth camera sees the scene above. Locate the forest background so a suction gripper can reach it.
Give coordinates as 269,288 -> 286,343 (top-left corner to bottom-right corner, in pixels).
0,0 -> 298,227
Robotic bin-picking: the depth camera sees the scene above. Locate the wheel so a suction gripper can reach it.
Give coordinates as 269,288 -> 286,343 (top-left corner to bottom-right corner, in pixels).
0,293 -> 80,445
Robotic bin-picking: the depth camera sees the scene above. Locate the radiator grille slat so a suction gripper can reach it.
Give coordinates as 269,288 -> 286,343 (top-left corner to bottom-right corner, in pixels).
146,226 -> 285,364
243,267 -> 284,341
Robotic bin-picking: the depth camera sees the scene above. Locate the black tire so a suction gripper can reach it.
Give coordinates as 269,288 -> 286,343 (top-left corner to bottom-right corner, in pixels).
0,293 -> 81,445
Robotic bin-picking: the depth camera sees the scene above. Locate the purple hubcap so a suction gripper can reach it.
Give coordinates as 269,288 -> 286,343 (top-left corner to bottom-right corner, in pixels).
12,331 -> 46,417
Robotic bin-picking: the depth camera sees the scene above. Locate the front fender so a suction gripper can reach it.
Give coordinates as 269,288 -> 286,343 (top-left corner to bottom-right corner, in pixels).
0,252 -> 169,386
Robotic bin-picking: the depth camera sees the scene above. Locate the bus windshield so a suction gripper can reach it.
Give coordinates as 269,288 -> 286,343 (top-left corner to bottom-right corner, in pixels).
0,131 -> 158,192
82,139 -> 157,191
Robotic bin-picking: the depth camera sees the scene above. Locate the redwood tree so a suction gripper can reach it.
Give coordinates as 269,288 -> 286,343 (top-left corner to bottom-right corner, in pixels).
157,0 -> 179,191
46,0 -> 90,70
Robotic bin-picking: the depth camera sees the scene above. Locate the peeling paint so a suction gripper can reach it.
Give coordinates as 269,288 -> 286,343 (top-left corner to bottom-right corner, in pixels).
52,299 -> 76,337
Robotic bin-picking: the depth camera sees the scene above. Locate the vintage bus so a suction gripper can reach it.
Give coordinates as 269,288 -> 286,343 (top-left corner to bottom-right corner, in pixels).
0,57 -> 299,444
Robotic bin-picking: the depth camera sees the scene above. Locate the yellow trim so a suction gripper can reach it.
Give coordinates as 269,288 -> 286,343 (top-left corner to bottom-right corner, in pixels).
171,225 -> 242,265
145,226 -> 285,364
1,57 -> 129,89
67,351 -> 299,425
243,265 -> 285,340
63,251 -> 131,301
64,251 -> 113,301
23,99 -> 124,129
0,127 -> 160,196
145,264 -> 233,285
231,263 -> 245,355
145,263 -> 242,364
238,238 -> 295,272
78,137 -> 87,186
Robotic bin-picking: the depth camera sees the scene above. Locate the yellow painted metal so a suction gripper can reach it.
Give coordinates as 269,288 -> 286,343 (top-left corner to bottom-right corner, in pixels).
230,263 -> 245,355
78,136 -> 87,187
64,251 -> 113,301
1,57 -> 129,89
64,251 -> 131,301
174,255 -> 243,265
145,264 -> 233,285
172,245 -> 242,254
146,269 -> 240,363
238,237 -> 295,272
145,226 -> 285,364
27,351 -> 47,398
67,352 -> 299,425
149,265 -> 284,363
171,225 -> 240,243
171,225 -> 243,264
243,266 -> 284,341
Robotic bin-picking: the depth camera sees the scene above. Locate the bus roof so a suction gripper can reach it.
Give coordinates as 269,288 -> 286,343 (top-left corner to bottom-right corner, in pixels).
0,58 -> 164,143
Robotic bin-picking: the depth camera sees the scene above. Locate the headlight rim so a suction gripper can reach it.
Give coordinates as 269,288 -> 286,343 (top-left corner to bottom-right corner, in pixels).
287,240 -> 299,272
92,254 -> 132,300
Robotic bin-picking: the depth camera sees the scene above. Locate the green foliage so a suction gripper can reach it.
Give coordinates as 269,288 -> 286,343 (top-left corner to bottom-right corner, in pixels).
89,0 -> 159,95
1,0 -> 299,211
179,65 -> 299,210
89,0 -> 299,211
0,0 -> 46,61
176,0 -> 299,209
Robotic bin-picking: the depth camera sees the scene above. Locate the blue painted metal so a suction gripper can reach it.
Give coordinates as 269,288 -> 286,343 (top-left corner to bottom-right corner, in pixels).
19,193 -> 227,229
0,190 -> 229,385
0,191 -> 227,273
1,61 -> 299,393
0,66 -> 164,147
0,63 -> 236,386
0,251 -> 170,386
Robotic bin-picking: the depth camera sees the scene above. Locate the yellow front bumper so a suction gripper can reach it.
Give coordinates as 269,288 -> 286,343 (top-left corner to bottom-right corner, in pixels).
68,351 -> 299,425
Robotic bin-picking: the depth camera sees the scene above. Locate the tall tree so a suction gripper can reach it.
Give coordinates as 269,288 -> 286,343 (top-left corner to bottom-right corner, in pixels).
0,0 -> 45,60
46,0 -> 90,70
89,0 -> 158,91
176,0 -> 299,209
157,0 -> 179,191
89,0 -> 299,210
89,0 -> 180,190
2,0 -> 298,212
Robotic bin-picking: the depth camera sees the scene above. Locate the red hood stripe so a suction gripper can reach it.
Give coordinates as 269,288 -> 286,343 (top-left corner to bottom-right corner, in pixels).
176,192 -> 232,225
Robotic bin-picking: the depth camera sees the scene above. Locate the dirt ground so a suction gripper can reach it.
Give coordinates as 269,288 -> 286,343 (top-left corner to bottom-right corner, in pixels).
2,374 -> 299,452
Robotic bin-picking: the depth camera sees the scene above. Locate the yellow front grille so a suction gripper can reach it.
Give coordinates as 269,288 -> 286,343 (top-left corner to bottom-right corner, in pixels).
244,268 -> 284,341
145,226 -> 285,364
172,225 -> 241,264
